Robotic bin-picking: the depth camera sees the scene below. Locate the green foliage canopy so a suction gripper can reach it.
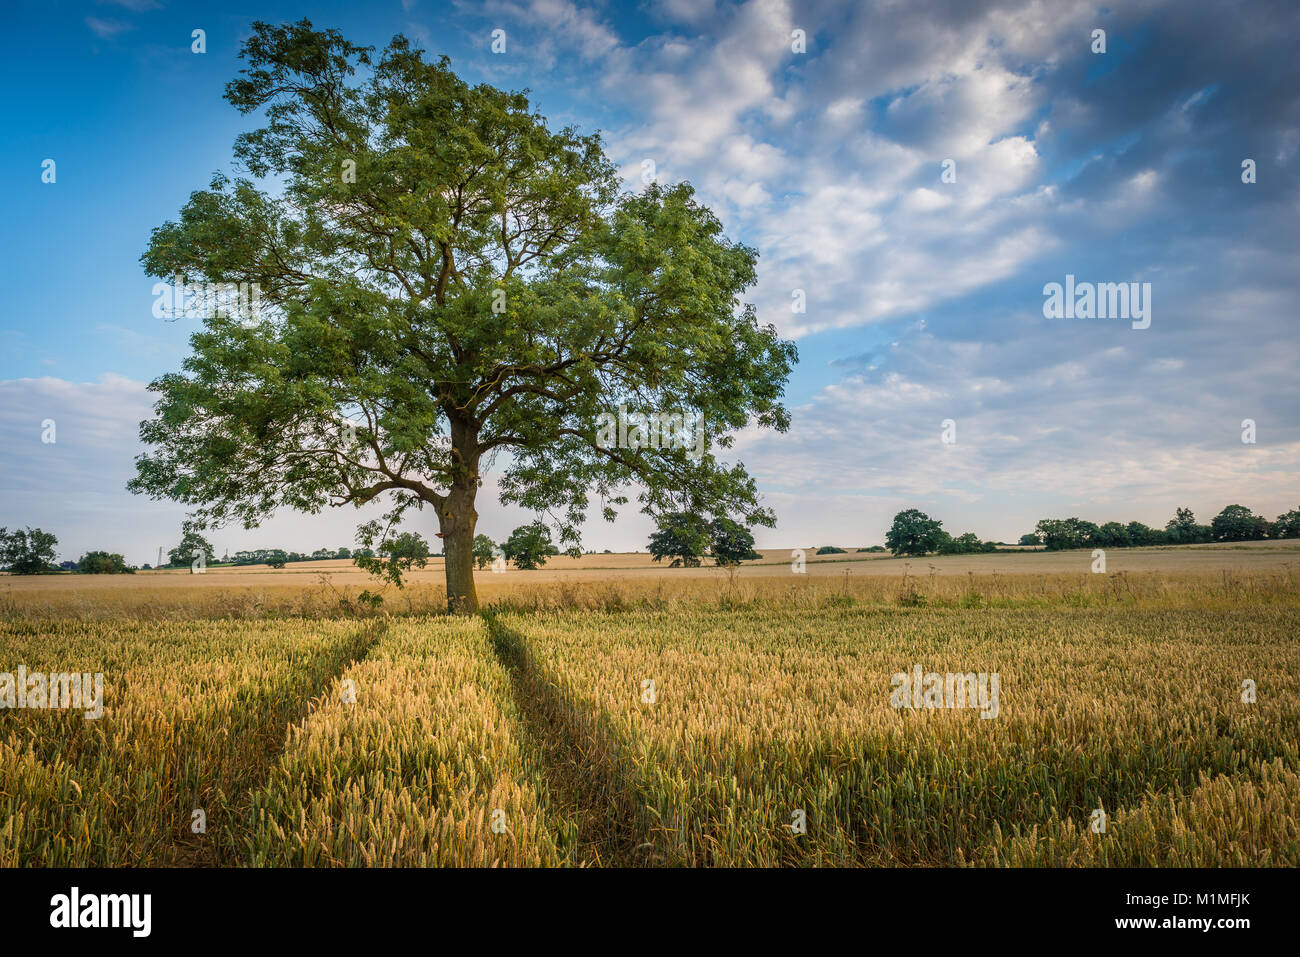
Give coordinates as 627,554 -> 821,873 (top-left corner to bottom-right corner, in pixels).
127,20 -> 795,613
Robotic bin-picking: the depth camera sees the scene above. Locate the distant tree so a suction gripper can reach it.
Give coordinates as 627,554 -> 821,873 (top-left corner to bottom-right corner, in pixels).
1166,506 -> 1196,541
503,522 -> 553,570
648,512 -> 709,568
0,527 -> 58,575
266,549 -> 290,569
141,564 -> 153,570
816,545 -> 847,555
335,547 -> 352,559
472,534 -> 497,570
310,547 -> 335,560
1017,533 -> 1040,546
1211,504 -> 1269,542
885,509 -> 945,557
1275,507 -> 1300,540
59,560 -> 78,571
78,551 -> 134,574
168,525 -> 216,568
709,517 -> 760,566
1034,518 -> 1097,551
388,532 -> 431,569
937,531 -> 982,555
1036,519 -> 1069,550
352,524 -> 430,585
1094,522 -> 1131,548
1125,521 -> 1163,546
1165,507 -> 1211,544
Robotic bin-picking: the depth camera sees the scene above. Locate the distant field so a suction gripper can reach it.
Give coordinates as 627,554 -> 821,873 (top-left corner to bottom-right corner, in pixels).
3,540 -> 1298,621
5,539 -> 1298,591
2,542 -> 1297,867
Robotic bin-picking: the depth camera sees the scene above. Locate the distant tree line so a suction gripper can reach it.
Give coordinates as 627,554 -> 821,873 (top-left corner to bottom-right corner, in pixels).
225,546 -> 373,569
882,503 -> 1300,558
0,519 -> 575,580
8,502 -> 1293,576
0,524 -> 388,576
0,528 -> 136,574
1020,505 -> 1300,550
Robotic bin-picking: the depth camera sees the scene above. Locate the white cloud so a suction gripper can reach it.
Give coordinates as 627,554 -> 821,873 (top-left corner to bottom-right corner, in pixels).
85,17 -> 133,39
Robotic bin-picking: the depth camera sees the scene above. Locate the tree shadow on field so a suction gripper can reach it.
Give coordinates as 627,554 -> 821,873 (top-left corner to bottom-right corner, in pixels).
167,621 -> 387,866
484,614 -> 658,867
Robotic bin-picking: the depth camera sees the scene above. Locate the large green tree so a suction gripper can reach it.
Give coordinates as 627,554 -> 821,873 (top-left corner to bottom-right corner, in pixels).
1210,504 -> 1269,542
168,525 -> 216,567
1126,521 -> 1163,546
128,21 -> 794,613
1275,507 -> 1300,540
885,509 -> 945,557
648,511 -> 710,567
708,516 -> 760,566
1034,517 -> 1099,551
472,533 -> 496,570
0,527 -> 59,575
1093,522 -> 1131,548
502,522 -> 552,571
1165,507 -> 1210,545
78,551 -> 134,574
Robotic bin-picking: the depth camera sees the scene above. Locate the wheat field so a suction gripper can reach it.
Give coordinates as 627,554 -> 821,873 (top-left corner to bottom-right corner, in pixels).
2,549 -> 1298,866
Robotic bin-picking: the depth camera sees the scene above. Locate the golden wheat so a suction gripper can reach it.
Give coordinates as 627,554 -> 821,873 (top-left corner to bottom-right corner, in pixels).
242,617 -> 571,866
499,604 -> 1300,865
2,569 -> 1297,866
0,617 -> 377,865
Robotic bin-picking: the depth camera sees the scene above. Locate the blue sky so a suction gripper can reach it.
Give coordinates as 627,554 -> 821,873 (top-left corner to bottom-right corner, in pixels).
2,0 -> 1298,564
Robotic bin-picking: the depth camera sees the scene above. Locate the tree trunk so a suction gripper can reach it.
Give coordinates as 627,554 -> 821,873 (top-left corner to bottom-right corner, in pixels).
439,481 -> 479,615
